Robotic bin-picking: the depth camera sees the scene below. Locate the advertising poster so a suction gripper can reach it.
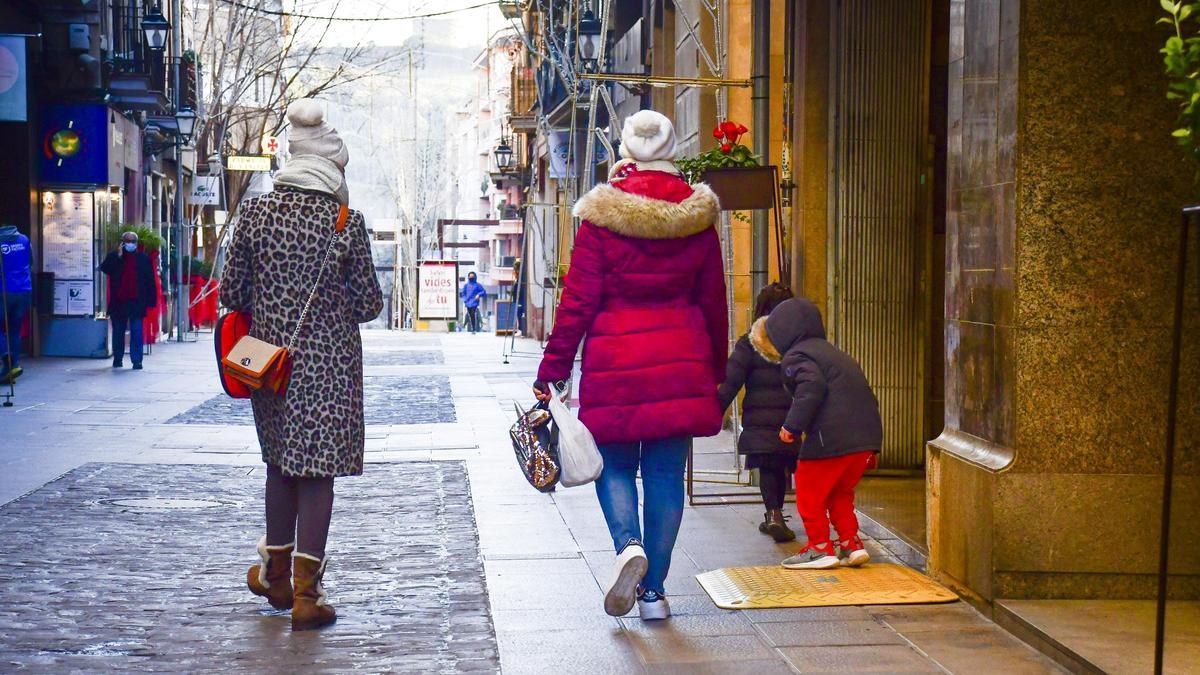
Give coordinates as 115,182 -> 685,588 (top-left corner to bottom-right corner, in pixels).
417,260 -> 459,321
52,279 -> 94,316
0,35 -> 27,122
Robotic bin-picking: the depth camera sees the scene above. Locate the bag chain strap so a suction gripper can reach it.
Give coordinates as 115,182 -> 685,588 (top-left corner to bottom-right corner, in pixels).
285,213 -> 346,352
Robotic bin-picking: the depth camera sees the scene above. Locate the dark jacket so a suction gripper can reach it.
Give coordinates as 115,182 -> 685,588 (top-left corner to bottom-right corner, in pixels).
750,298 -> 883,460
100,249 -> 157,319
718,334 -> 795,456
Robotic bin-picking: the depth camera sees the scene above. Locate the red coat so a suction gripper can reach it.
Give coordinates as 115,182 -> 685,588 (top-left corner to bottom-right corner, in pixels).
537,169 -> 728,444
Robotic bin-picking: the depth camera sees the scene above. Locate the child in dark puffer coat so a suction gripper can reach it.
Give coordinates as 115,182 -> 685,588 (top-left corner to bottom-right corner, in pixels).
749,298 -> 883,570
718,283 -> 798,542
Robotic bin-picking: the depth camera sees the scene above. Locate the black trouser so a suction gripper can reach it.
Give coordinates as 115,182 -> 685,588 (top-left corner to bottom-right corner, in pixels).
759,466 -> 790,510
466,306 -> 481,333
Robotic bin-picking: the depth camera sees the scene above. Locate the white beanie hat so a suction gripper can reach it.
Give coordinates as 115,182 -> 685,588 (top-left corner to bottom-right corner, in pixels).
619,110 -> 677,163
286,99 -> 349,169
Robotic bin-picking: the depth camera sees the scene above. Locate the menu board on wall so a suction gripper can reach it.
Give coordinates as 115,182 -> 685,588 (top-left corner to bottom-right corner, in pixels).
42,191 -> 94,281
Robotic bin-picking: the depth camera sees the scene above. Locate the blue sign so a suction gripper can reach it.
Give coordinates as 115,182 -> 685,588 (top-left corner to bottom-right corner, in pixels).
40,104 -> 108,185
0,35 -> 26,122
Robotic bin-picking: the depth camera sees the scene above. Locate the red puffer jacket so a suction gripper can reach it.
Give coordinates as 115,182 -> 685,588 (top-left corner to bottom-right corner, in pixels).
537,168 -> 728,445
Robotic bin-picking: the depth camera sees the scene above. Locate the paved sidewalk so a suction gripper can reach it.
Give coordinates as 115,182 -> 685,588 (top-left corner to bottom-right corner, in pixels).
0,330 -> 1065,673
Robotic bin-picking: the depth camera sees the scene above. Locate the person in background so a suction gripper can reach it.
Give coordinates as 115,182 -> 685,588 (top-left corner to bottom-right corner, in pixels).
717,282 -> 798,542
460,271 -> 486,333
534,109 -> 727,621
0,224 -> 33,384
749,298 -> 883,570
100,231 -> 157,371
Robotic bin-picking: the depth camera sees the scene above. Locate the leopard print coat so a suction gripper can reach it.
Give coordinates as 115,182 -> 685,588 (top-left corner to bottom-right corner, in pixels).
220,187 -> 383,477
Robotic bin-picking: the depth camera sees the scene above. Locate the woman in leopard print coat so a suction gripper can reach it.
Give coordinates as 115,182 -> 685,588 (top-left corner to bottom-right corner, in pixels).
221,187 -> 383,477
220,99 -> 382,631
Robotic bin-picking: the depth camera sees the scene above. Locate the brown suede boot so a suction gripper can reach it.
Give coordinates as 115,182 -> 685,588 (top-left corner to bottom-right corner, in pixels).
292,552 -> 337,631
246,537 -> 294,610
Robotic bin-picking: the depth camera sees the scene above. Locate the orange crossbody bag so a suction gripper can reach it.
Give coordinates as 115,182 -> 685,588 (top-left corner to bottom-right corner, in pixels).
221,204 -> 349,397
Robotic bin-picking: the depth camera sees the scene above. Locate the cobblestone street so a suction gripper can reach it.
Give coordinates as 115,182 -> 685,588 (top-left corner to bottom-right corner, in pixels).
0,331 -> 1066,673
0,462 -> 495,672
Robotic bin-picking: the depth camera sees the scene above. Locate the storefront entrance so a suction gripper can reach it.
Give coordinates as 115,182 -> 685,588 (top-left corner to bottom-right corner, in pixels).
789,0 -> 951,554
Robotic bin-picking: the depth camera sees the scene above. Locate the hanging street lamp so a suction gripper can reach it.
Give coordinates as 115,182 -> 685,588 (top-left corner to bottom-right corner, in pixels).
494,140 -> 514,172
141,5 -> 171,53
578,10 -> 602,73
174,107 -> 197,145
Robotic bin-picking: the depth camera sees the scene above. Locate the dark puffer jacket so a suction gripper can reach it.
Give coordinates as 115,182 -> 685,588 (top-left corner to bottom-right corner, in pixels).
750,298 -> 883,460
717,335 -> 795,456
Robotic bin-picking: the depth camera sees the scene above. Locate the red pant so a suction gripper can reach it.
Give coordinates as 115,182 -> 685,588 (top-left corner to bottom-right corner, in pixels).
793,451 -> 876,545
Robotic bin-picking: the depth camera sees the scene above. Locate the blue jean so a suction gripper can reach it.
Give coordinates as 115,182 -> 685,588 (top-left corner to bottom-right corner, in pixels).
594,436 -> 690,594
110,311 -> 144,365
0,292 -> 30,369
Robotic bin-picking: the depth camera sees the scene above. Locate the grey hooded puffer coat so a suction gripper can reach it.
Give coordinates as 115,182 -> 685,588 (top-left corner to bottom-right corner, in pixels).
749,298 -> 883,461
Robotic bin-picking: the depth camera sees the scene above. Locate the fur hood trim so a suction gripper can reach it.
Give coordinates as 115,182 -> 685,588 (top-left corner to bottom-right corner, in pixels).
573,182 -> 720,240
749,317 -> 781,363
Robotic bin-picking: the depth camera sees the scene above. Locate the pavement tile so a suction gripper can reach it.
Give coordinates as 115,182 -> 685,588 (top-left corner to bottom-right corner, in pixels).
498,628 -> 644,675
744,606 -> 875,623
643,659 -> 798,675
781,645 -> 941,673
756,619 -> 908,648
627,634 -> 775,664
618,613 -> 758,637
899,625 -> 1064,674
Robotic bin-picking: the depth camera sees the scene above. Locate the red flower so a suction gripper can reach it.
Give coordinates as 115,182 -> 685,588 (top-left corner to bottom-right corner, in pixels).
737,123 -> 748,134
720,121 -> 737,137
720,143 -> 732,153
712,127 -> 723,139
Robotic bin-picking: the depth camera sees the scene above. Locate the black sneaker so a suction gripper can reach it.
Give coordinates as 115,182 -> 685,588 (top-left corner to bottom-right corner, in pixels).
132,363 -> 143,370
112,360 -> 123,368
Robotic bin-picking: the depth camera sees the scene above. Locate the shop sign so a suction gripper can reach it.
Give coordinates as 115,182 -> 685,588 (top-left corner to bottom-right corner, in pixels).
189,175 -> 222,206
417,260 -> 459,321
261,135 -> 280,155
226,155 -> 271,172
40,104 -> 108,184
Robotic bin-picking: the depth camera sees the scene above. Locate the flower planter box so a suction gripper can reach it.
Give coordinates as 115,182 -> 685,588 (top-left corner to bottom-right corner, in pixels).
699,166 -> 777,211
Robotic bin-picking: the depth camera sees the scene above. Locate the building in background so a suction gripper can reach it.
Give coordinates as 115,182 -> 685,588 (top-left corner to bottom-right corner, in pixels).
0,0 -> 203,357
439,29 -> 526,333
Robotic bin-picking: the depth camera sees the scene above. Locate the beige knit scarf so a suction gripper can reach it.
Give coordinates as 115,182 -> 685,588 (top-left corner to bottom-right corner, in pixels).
274,155 -> 349,205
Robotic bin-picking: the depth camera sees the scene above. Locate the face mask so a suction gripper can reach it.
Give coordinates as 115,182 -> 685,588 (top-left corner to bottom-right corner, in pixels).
123,243 -> 137,253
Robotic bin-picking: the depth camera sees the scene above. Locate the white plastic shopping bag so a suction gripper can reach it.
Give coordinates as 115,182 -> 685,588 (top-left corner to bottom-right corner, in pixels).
547,382 -> 603,487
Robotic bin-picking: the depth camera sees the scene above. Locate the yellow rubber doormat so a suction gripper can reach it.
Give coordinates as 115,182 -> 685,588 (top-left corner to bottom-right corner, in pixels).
696,564 -> 958,610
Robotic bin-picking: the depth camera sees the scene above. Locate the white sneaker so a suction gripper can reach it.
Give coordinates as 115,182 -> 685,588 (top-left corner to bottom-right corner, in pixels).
604,542 -> 648,617
780,543 -> 840,570
637,590 -> 670,621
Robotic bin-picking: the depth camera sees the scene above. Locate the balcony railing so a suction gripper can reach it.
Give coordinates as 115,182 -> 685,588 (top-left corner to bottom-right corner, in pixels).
512,67 -> 537,116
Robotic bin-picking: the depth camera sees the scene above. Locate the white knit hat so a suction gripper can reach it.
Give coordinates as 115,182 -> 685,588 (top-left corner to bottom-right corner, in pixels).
286,99 -> 349,169
618,110 -> 677,163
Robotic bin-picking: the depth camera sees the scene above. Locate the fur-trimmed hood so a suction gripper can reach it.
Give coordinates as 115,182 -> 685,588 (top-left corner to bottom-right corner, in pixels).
749,317 -> 782,363
572,175 -> 720,240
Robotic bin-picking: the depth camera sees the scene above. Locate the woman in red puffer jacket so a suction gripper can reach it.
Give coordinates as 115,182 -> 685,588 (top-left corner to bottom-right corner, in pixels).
534,110 -> 727,622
